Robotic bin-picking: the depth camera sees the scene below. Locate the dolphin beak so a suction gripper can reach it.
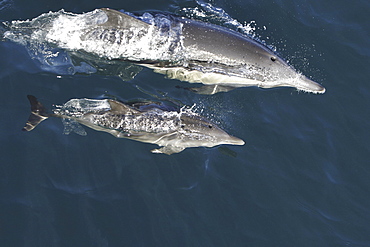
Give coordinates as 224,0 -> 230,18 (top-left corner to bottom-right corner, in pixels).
297,75 -> 326,94
225,136 -> 245,146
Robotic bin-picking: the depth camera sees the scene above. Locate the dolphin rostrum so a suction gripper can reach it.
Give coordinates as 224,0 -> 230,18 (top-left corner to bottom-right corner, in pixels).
4,8 -> 325,94
22,95 -> 244,154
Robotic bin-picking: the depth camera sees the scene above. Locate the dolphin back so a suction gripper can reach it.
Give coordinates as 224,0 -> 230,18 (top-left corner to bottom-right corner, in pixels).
180,18 -> 274,65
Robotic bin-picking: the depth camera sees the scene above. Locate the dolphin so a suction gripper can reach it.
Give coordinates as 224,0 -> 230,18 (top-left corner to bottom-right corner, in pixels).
3,8 -> 325,94
22,95 -> 244,154
85,8 -> 326,94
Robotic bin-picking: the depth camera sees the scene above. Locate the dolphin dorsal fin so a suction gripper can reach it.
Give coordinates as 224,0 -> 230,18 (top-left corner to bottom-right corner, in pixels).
99,8 -> 149,29
108,100 -> 140,115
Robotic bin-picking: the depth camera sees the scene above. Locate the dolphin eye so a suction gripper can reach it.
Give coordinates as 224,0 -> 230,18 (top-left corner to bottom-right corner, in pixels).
208,125 -> 213,129
271,56 -> 277,62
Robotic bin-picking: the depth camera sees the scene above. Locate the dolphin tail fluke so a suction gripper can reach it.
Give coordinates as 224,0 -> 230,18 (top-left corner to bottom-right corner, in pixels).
22,95 -> 49,132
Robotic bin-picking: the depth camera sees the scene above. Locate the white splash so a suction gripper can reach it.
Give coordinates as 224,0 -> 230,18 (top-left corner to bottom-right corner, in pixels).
4,9 -> 184,62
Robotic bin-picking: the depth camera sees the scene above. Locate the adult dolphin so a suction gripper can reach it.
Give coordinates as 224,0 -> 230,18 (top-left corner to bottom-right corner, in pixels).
3,8 -> 326,94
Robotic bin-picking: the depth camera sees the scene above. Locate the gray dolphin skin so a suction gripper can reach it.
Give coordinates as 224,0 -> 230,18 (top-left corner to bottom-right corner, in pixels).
22,95 -> 244,154
98,8 -> 326,94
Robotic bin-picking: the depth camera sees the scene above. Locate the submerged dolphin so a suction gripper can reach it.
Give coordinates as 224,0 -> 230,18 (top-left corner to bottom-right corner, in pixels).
22,95 -> 244,154
3,8 -> 325,94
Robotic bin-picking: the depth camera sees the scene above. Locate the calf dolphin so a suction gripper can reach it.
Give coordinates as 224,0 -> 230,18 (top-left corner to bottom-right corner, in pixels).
22,95 -> 244,154
3,8 -> 325,94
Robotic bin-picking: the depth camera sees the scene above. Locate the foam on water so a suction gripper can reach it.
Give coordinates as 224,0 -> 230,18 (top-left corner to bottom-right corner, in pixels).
179,2 -> 257,37
3,9 -> 183,76
16,9 -> 184,61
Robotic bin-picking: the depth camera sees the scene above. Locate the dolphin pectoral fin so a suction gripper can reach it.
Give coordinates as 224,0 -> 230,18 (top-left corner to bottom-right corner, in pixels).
151,146 -> 185,155
99,8 -> 149,29
176,85 -> 237,95
62,118 -> 87,136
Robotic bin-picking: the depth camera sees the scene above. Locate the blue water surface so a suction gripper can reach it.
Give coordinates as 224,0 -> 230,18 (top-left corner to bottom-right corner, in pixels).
1,0 -> 370,246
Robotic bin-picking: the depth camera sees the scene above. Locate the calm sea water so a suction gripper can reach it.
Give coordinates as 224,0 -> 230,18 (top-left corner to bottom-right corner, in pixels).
1,0 -> 370,246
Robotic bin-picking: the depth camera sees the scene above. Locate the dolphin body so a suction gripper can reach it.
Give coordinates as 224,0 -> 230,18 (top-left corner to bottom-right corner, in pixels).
22,95 -> 244,154
4,8 -> 325,94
